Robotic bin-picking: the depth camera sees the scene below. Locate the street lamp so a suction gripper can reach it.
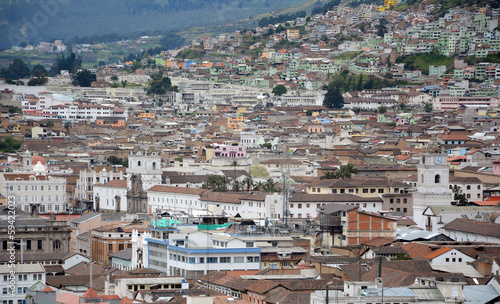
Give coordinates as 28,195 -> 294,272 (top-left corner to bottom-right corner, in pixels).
325,280 -> 339,304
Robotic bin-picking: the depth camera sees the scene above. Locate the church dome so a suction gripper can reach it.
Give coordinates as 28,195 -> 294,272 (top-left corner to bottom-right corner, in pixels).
33,161 -> 46,175
32,155 -> 47,166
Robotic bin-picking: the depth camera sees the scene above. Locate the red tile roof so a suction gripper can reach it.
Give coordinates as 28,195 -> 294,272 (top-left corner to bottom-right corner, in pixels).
424,247 -> 452,259
81,287 -> 99,298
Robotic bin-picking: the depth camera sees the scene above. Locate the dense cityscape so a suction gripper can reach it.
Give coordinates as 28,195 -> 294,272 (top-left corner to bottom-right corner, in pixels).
0,0 -> 500,303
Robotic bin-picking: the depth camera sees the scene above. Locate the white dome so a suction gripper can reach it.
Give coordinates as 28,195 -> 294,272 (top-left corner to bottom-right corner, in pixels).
33,161 -> 46,175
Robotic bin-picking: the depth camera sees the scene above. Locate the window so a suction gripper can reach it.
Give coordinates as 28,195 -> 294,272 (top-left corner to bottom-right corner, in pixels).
458,258 -> 462,262
189,257 -> 195,264
403,208 -> 407,213
199,257 -> 205,263
247,256 -> 256,263
446,258 -> 449,262
298,204 -> 302,209
403,198 -> 407,204
119,244 -> 124,251
466,185 -> 471,190
363,189 -> 368,193
53,240 -> 61,250
234,257 -> 244,263
435,174 -> 440,184
390,199 -> 394,204
246,242 -> 253,248
207,257 -> 218,263
378,189 -> 384,193
220,257 -> 231,263
108,244 -> 113,251
370,189 -> 376,193
37,240 -> 43,250
26,240 -> 31,250
477,185 -> 481,190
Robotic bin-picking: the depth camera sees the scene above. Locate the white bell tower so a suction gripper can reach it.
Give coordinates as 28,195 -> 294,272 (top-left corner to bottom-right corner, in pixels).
412,153 -> 453,231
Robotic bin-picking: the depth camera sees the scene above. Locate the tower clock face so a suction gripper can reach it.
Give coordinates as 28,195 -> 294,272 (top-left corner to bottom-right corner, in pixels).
434,156 -> 443,165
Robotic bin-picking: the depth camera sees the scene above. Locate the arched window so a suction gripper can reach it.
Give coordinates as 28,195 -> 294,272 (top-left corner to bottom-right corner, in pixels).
403,208 -> 407,213
435,174 -> 440,184
396,208 -> 401,212
53,240 -> 61,250
403,198 -> 407,204
421,174 -> 424,183
137,161 -> 141,167
152,162 -> 156,170
396,199 -> 400,204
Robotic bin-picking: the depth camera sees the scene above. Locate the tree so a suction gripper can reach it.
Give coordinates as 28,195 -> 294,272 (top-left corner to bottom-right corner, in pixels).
73,69 -> 96,87
202,175 -> 229,192
451,185 -> 468,206
357,74 -> 363,91
46,121 -> 54,129
424,102 -> 433,112
0,136 -> 22,152
306,109 -> 313,116
272,85 -> 287,96
107,156 -> 127,166
390,253 -> 412,261
64,121 -> 72,134
320,171 -> 337,180
110,75 -> 118,82
3,58 -> 31,80
243,176 -> 254,191
121,80 -> 128,88
335,164 -> 358,179
31,64 -> 48,76
323,87 -> 344,109
379,105 -> 387,114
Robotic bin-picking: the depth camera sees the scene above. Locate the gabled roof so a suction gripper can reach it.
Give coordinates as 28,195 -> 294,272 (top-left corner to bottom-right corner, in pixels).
442,219 -> 500,238
81,287 -> 100,298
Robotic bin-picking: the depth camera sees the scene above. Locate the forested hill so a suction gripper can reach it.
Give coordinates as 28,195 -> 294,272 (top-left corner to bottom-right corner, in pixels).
1,0 -> 309,49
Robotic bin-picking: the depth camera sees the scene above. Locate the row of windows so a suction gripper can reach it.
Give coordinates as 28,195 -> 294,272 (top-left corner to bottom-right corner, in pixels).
168,254 -> 258,264
2,240 -> 46,251
8,185 -> 59,191
16,195 -> 60,202
3,274 -> 42,282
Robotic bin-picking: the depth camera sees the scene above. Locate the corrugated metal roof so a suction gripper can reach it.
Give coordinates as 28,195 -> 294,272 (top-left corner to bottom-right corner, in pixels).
464,285 -> 499,304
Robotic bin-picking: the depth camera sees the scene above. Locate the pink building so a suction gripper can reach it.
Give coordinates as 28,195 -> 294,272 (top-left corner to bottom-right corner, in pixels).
432,96 -> 499,111
213,144 -> 246,158
493,159 -> 500,175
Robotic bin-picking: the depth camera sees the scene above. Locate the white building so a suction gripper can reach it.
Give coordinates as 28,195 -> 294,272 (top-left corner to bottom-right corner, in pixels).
146,230 -> 261,279
93,180 -> 128,212
0,172 -> 67,214
412,153 -> 453,231
0,264 -> 46,303
126,151 -> 162,191
76,167 -> 125,202
147,185 -> 208,214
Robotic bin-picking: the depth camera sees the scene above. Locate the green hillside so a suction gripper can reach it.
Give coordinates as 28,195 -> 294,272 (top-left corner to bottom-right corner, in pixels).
0,0 -> 311,49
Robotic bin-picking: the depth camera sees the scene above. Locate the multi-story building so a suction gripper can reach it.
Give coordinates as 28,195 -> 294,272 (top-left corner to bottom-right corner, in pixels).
0,214 -> 71,257
75,166 -> 125,208
0,264 -> 46,304
0,173 -> 67,214
432,96 -> 499,111
24,103 -> 128,122
319,204 -> 397,247
90,221 -> 149,264
69,212 -> 101,253
146,230 -> 262,279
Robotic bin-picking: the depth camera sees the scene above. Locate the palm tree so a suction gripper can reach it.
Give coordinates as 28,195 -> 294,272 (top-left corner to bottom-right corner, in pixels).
254,181 -> 265,191
335,164 -> 358,180
243,176 -> 254,191
232,180 -> 241,192
320,171 -> 337,180
263,178 -> 278,193
231,160 -> 238,180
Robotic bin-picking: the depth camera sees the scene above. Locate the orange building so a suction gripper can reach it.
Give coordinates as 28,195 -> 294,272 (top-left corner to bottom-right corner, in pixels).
96,117 -> 125,127
227,115 -> 246,130
140,112 -> 156,120
91,221 -> 149,264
